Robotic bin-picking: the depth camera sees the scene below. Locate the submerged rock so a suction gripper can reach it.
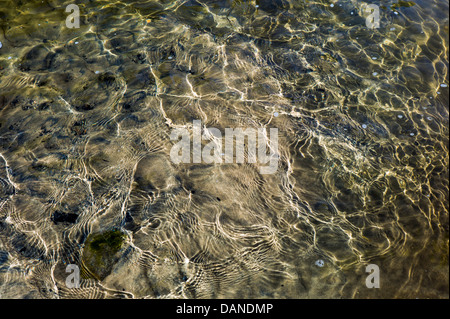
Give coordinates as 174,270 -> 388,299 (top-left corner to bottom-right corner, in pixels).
391,1 -> 416,10
81,229 -> 127,280
0,251 -> 8,265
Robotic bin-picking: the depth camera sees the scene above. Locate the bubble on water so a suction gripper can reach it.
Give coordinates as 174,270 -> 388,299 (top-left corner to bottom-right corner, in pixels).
362,124 -> 367,129
315,259 -> 324,267
397,114 -> 403,119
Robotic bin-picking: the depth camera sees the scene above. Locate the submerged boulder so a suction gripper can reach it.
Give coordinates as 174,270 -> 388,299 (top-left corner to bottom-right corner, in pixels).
81,229 -> 127,280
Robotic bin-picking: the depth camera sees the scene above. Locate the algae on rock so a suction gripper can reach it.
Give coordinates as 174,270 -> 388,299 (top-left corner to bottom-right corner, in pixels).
81,229 -> 127,280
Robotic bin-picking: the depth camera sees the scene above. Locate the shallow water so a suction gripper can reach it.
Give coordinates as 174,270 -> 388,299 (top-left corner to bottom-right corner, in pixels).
0,0 -> 448,299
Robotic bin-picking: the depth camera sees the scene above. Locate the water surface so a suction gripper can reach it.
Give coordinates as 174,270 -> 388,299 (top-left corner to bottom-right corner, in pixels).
0,0 -> 448,298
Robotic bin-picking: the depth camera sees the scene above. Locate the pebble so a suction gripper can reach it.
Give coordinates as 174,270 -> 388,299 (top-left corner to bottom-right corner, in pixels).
441,83 -> 448,88
372,72 -> 378,76
410,132 -> 415,136
315,259 -> 325,267
394,11 -> 399,15
274,112 -> 279,117
372,57 -> 377,60
95,70 -> 100,74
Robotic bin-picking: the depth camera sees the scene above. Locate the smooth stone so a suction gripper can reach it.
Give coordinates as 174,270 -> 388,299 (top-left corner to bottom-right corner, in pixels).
81,230 -> 127,280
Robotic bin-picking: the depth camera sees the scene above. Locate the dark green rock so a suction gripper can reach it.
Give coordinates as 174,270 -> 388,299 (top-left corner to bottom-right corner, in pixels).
81,230 -> 126,280
391,1 -> 416,10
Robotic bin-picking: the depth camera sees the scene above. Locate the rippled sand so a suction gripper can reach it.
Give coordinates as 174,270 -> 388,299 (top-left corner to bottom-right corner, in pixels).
0,0 -> 448,299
